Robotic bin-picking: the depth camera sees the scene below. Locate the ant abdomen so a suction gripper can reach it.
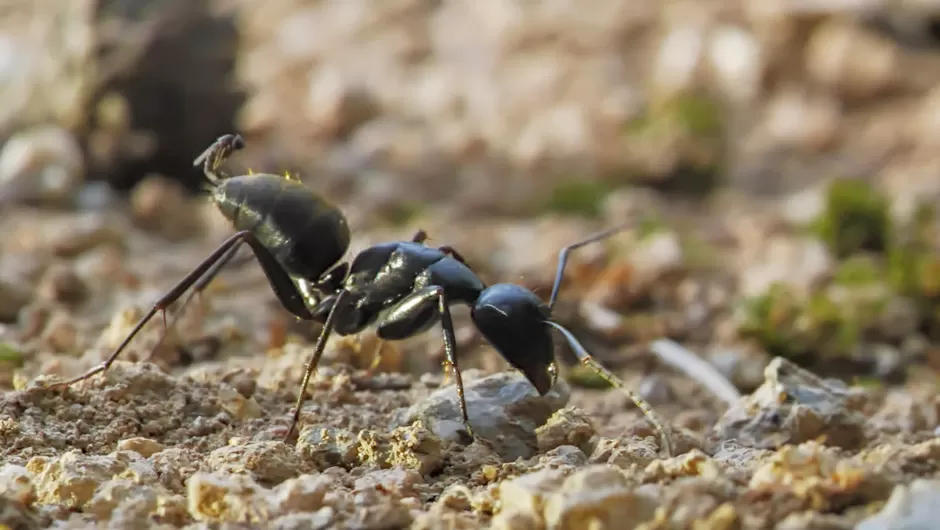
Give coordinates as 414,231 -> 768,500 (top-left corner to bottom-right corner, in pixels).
212,174 -> 350,281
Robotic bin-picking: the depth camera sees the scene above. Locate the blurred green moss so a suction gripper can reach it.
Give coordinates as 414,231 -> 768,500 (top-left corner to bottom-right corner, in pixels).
813,179 -> 890,258
737,284 -> 870,362
564,363 -> 614,389
382,200 -> 424,226
672,94 -> 723,137
545,179 -> 611,217
637,214 -> 667,239
623,93 -> 724,195
0,342 -> 23,367
743,190 -> 940,367
737,284 -> 806,360
833,255 -> 881,286
627,93 -> 723,139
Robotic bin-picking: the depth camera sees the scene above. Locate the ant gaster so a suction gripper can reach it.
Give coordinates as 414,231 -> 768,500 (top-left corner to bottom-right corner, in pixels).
47,134 -> 673,456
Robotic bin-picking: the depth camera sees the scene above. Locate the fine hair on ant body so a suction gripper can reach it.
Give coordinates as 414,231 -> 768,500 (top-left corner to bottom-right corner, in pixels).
47,133 -> 673,456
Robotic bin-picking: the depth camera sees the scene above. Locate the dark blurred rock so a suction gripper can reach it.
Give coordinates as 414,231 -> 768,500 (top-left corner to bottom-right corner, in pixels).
0,0 -> 243,193
0,126 -> 83,206
130,174 -> 205,240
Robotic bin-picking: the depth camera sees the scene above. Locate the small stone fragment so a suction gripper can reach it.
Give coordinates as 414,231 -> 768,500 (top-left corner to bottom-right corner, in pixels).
403,371 -> 570,460
643,449 -> 721,482
270,474 -> 330,514
85,479 -> 156,521
712,357 -> 867,449
805,19 -> 898,101
491,509 -> 543,530
748,441 -> 866,511
0,277 -> 31,322
36,263 -> 88,305
537,445 -> 587,468
544,465 -> 657,530
206,441 -> 301,486
536,406 -> 595,454
117,437 -> 165,458
438,485 -> 473,511
148,448 -> 202,494
387,420 -> 444,475
496,468 -> 567,525
356,430 -> 390,468
30,450 -> 130,509
0,125 -> 83,206
39,311 -> 79,354
413,504 -> 480,530
130,174 -> 205,240
0,464 -> 34,504
0,497 -> 42,530
354,468 -> 423,500
590,436 -> 659,470
297,425 -> 360,469
48,214 -> 123,258
271,507 -> 335,530
216,383 -> 263,420
186,471 -> 270,523
856,479 -> 940,530
348,489 -> 413,529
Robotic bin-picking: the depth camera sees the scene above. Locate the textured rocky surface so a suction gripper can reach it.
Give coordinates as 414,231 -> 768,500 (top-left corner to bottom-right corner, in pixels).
3,1 -> 940,528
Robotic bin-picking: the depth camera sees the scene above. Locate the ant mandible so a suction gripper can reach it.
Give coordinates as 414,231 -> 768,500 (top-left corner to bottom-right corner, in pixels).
47,134 -> 673,456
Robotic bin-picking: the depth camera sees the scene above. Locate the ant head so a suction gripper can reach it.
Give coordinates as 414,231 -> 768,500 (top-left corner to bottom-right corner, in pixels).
471,283 -> 556,394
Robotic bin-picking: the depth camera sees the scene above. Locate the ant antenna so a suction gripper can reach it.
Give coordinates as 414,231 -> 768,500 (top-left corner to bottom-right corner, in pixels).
193,133 -> 245,186
545,320 -> 673,456
548,225 -> 629,311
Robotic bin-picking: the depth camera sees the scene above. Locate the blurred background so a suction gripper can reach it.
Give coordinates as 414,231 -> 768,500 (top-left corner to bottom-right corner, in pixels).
3,0 -> 940,393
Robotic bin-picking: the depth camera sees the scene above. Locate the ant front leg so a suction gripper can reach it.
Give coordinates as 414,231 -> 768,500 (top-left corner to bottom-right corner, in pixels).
375,286 -> 473,439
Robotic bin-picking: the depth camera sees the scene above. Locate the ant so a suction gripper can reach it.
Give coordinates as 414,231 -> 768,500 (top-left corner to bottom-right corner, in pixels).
47,134 -> 673,456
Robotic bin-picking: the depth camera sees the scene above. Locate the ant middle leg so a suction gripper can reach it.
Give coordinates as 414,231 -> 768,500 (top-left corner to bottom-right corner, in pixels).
375,286 -> 472,439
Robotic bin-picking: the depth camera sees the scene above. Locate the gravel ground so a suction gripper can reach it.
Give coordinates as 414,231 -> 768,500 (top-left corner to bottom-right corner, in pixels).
1,189 -> 938,529
2,2 -> 940,528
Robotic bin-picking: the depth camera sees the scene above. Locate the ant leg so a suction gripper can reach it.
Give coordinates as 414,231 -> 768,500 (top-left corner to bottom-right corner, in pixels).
365,337 -> 385,375
412,230 -> 428,243
194,133 -> 244,185
375,286 -> 472,438
285,289 -> 348,441
544,320 -> 672,456
146,241 -> 246,360
437,245 -> 469,266
47,231 -> 256,389
548,225 -> 628,312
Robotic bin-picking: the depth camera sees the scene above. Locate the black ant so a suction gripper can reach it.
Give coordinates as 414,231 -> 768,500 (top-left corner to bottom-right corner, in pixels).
47,134 -> 673,456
